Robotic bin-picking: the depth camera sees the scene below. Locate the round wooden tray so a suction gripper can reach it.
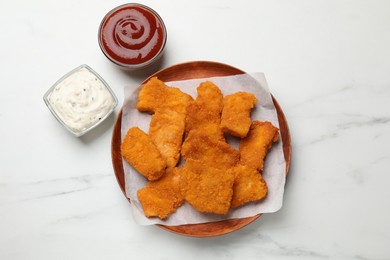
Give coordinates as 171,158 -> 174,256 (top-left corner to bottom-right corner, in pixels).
111,61 -> 291,237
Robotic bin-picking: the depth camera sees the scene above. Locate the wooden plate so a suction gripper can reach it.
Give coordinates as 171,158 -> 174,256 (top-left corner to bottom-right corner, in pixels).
111,61 -> 291,237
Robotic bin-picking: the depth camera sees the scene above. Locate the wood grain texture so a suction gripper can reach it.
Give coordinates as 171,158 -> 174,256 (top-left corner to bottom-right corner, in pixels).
111,61 -> 291,237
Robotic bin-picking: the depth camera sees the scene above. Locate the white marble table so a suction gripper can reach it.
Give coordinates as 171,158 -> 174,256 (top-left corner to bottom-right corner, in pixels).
1,0 -> 389,259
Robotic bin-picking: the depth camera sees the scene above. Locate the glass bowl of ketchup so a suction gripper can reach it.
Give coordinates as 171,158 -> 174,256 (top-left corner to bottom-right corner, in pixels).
98,3 -> 167,70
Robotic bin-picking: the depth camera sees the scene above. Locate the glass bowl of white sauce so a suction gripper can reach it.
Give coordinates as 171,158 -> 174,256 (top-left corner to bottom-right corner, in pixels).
43,64 -> 118,137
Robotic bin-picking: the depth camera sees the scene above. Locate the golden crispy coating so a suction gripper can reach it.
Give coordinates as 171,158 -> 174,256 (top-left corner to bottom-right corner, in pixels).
186,101 -> 223,140
220,92 -> 258,138
239,121 -> 279,171
181,130 -> 240,169
185,81 -> 225,141
126,78 -> 276,218
136,77 -> 167,113
137,77 -> 193,168
138,168 -> 184,219
121,127 -> 166,181
149,108 -> 187,168
230,164 -> 268,208
179,159 -> 235,214
136,77 -> 192,114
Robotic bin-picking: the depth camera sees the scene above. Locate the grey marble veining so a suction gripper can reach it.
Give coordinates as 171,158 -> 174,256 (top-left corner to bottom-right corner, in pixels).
1,0 -> 390,259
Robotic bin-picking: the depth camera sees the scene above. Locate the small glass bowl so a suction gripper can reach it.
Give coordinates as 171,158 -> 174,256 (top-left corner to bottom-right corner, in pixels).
98,3 -> 167,70
43,64 -> 118,137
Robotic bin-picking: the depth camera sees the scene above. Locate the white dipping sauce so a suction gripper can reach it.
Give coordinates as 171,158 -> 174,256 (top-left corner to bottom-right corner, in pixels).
48,67 -> 116,134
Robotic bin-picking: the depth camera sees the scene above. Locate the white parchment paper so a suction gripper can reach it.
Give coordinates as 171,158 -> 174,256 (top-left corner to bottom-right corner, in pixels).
121,73 -> 286,226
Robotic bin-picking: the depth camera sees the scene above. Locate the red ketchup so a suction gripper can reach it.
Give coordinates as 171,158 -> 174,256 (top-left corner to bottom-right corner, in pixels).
98,4 -> 167,69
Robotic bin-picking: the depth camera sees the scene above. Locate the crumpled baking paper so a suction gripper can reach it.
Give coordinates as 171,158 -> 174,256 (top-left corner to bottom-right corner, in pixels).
121,73 -> 286,226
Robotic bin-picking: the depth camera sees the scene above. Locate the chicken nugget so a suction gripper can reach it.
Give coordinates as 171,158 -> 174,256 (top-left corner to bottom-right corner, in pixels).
186,101 -> 223,140
137,77 -> 193,114
181,130 -> 239,169
220,92 -> 258,138
196,81 -> 224,112
121,127 -> 166,181
239,121 -> 279,171
179,159 -> 234,214
230,164 -> 268,208
149,108 -> 187,168
185,81 -> 225,141
138,168 -> 184,219
136,77 -> 166,113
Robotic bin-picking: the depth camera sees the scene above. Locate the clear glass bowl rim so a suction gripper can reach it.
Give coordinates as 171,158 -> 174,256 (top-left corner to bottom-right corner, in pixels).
43,64 -> 118,137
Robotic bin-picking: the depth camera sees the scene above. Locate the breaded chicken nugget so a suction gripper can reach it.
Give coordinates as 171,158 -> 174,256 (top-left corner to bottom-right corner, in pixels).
121,127 -> 166,181
137,77 -> 193,168
186,101 -> 224,140
136,77 -> 192,114
136,77 -> 166,113
239,121 -> 279,171
185,81 -> 225,141
149,108 -> 186,168
138,168 -> 184,219
230,164 -> 268,208
179,159 -> 235,214
196,81 -> 224,112
220,92 -> 258,138
181,130 -> 239,169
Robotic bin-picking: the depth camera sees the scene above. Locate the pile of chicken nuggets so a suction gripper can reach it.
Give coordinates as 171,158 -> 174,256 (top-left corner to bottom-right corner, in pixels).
121,77 -> 279,219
